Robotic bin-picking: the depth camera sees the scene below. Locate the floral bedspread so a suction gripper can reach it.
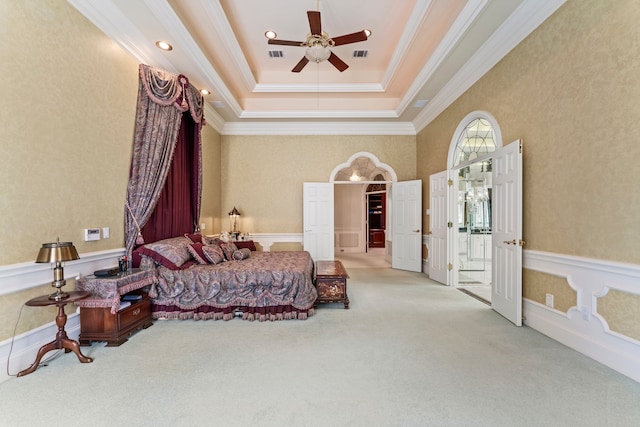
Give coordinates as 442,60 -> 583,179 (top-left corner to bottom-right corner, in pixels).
148,251 -> 317,321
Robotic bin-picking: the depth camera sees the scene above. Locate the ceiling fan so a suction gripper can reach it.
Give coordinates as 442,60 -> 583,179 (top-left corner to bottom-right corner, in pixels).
267,10 -> 369,73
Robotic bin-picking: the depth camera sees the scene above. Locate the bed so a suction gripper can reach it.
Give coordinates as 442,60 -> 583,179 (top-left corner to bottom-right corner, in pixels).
133,235 -> 317,321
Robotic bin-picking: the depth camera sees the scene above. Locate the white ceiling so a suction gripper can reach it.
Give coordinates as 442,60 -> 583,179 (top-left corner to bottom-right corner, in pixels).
68,0 -> 565,135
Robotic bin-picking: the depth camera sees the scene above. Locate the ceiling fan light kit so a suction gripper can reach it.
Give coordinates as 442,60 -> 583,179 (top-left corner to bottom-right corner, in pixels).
266,10 -> 368,73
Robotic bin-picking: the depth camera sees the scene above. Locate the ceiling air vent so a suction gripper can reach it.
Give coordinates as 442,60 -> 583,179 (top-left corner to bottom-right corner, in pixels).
353,50 -> 368,58
268,50 -> 283,58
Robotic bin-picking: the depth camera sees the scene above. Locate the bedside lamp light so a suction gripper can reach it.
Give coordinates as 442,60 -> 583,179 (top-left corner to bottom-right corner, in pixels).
228,206 -> 241,236
36,238 -> 80,301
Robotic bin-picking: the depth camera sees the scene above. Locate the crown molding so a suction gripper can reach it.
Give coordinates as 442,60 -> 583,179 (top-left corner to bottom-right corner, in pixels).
238,109 -> 399,119
395,0 -> 489,117
412,0 -> 567,133
253,83 -> 384,93
381,0 -> 437,89
221,121 -> 416,136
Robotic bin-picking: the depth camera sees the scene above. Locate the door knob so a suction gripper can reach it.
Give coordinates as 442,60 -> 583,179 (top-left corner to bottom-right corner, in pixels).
413,229 -> 420,233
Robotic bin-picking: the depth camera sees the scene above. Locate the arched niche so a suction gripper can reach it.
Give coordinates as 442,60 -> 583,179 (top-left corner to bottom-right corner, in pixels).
330,152 -> 398,183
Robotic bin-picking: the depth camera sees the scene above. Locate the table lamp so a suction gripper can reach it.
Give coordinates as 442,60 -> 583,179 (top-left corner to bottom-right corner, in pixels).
228,206 -> 241,236
36,238 -> 80,300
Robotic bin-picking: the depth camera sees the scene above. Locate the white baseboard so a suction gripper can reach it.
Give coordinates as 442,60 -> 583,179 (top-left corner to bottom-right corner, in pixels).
0,313 -> 81,383
524,250 -> 640,384
524,299 -> 640,383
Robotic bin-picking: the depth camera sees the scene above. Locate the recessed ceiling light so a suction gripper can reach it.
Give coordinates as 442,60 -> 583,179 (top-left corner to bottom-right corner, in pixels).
200,89 -> 210,95
265,30 -> 277,40
413,99 -> 429,108
155,40 -> 173,51
364,29 -> 372,37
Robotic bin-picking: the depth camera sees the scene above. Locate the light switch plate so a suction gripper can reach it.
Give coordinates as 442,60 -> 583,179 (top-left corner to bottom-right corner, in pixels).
84,228 -> 100,241
102,227 -> 110,239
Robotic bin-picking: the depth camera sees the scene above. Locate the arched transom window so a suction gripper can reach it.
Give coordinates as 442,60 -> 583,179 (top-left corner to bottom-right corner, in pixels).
449,112 -> 502,168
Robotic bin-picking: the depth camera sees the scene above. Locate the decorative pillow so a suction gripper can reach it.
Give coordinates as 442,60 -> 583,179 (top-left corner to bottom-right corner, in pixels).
187,243 -> 208,265
202,244 -> 225,265
219,241 -> 238,261
232,248 -> 251,261
137,236 -> 192,270
184,233 -> 203,244
234,240 -> 257,251
202,236 -> 224,246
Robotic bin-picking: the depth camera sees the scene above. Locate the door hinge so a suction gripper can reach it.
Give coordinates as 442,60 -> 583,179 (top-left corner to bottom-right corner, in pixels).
447,263 -> 453,271
519,140 -> 523,154
447,221 -> 453,228
447,179 -> 453,186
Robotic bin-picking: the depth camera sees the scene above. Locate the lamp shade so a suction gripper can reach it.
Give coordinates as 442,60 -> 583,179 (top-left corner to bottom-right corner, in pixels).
36,241 -> 79,263
228,207 -> 240,217
305,45 -> 331,63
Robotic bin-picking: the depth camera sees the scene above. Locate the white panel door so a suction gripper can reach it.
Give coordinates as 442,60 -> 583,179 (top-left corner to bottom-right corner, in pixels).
428,171 -> 449,285
303,182 -> 334,261
391,180 -> 422,272
491,140 -> 523,326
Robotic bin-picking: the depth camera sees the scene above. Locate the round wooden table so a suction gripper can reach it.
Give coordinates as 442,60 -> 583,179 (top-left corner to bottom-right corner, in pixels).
17,291 -> 94,377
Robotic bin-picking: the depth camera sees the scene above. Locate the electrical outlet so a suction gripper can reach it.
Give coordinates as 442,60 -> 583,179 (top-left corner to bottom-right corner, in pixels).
545,293 -> 554,308
200,223 -> 206,231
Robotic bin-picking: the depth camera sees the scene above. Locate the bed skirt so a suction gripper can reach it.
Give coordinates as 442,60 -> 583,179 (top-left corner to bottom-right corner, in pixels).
152,303 -> 314,321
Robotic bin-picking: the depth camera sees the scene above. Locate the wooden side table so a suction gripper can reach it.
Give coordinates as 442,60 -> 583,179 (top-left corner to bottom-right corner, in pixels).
17,291 -> 93,377
314,260 -> 350,309
75,268 -> 157,346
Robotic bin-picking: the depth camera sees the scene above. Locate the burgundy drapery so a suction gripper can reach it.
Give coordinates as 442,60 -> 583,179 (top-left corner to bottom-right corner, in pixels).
124,64 -> 204,258
140,111 -> 200,243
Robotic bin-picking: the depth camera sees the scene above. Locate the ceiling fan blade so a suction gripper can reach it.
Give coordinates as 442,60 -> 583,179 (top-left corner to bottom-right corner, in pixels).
307,11 -> 321,35
292,56 -> 310,73
332,30 -> 368,46
328,52 -> 348,72
268,39 -> 305,47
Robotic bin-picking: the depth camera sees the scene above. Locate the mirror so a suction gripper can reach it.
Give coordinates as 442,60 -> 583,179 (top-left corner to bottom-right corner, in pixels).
458,160 -> 492,280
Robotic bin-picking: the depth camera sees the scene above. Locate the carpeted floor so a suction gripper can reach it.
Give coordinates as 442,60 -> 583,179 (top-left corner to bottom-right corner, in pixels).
1,265 -> 639,427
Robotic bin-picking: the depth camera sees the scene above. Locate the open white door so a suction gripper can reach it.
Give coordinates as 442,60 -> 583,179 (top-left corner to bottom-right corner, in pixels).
428,171 -> 449,284
491,140 -> 523,326
391,180 -> 422,272
303,183 -> 334,261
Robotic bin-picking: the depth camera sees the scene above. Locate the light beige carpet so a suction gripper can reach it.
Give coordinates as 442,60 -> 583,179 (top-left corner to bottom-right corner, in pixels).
1,267 -> 639,427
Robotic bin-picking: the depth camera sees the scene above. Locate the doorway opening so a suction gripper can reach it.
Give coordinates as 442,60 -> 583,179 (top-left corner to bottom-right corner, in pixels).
331,152 -> 396,269
449,112 -> 501,303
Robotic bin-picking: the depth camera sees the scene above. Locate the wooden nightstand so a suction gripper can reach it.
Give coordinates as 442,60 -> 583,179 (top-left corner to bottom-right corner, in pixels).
75,268 -> 157,346
314,260 -> 350,309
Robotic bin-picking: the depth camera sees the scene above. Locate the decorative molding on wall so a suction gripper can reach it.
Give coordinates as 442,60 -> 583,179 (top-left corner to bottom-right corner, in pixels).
524,249 -> 640,383
221,121 -> 417,136
249,233 -> 303,252
0,249 -> 125,297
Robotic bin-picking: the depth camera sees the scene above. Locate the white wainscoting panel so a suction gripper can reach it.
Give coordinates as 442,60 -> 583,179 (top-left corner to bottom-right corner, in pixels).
249,233 -> 303,252
0,248 -> 123,383
524,250 -> 640,383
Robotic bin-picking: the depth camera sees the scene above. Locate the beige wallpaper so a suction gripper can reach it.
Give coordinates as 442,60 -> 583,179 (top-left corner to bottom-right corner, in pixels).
598,290 -> 640,342
523,270 -> 576,313
0,0 -> 139,340
418,0 -> 640,265
199,124 -> 223,234
0,0 -> 139,265
417,0 -> 640,329
221,135 -> 416,234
